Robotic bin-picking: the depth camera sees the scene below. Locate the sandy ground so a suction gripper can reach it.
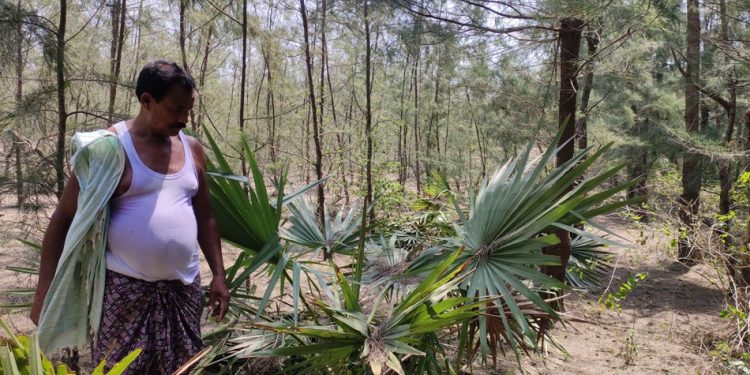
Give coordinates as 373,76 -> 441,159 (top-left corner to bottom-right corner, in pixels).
512,215 -> 732,375
0,199 -> 735,374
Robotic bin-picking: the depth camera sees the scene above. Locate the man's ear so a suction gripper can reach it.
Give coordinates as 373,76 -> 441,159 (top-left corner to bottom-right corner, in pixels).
140,93 -> 154,109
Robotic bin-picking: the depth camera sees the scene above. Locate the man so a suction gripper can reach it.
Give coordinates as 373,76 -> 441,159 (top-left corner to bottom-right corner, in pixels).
30,60 -> 229,373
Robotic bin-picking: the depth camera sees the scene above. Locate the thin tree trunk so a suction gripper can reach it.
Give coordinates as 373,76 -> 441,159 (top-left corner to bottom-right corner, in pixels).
398,54 -> 410,185
108,0 -> 126,123
464,82 -> 486,182
576,25 -> 600,151
718,0 -> 736,217
318,0 -> 329,205
14,0 -> 23,207
300,0 -> 325,225
574,25 -> 602,226
194,26 -> 212,132
305,102 -> 311,184
227,63 -> 237,135
364,0 -> 374,221
239,0 -> 248,178
126,0 -> 144,115
679,0 -> 702,262
443,86 -> 450,175
347,87 -> 356,197
179,0 -> 197,131
253,54 -> 267,150
412,51 -> 421,193
324,19 -> 348,204
742,107 -> 750,289
426,61 -> 440,177
542,18 -> 584,295
55,0 -> 68,199
265,52 -> 277,174
627,108 -> 649,217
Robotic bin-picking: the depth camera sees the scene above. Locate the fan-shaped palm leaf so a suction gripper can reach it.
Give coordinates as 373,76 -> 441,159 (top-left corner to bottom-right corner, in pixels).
235,248 -> 482,375
453,132 -> 638,360
280,199 -> 363,258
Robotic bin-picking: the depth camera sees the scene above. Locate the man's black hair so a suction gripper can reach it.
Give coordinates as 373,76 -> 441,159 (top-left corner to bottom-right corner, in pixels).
135,60 -> 195,103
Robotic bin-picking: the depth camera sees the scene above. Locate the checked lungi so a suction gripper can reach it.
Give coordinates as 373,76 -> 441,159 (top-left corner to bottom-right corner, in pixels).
92,269 -> 204,374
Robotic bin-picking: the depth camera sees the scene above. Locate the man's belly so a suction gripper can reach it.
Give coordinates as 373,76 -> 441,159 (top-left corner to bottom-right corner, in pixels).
106,201 -> 199,284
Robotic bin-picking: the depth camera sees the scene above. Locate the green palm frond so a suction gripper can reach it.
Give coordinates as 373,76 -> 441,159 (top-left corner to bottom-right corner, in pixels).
233,247 -> 481,375
361,235 -> 443,302
204,129 -> 326,323
453,132 -> 637,360
0,316 -> 138,374
280,199 -> 364,258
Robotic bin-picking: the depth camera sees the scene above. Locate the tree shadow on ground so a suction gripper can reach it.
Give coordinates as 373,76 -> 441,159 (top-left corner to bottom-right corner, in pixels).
583,260 -> 726,317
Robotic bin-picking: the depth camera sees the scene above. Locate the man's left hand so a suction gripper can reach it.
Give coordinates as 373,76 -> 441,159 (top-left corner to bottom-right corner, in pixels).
207,276 -> 229,321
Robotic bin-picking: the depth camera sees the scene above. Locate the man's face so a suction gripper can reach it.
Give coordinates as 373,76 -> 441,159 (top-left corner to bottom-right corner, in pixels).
142,86 -> 195,136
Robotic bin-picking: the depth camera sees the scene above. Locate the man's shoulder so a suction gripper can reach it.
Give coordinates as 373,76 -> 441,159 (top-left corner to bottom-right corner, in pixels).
72,129 -> 119,150
104,119 -> 130,134
184,134 -> 205,156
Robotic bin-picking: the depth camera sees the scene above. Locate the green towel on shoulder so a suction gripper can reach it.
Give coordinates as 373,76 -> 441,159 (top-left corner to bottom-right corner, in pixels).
38,130 -> 124,353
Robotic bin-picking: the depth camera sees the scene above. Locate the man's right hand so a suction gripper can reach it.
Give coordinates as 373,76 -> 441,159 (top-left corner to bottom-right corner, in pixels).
30,298 -> 43,325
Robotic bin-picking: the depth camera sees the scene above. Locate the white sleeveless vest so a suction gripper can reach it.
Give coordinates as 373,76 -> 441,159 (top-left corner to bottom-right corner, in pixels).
105,121 -> 200,284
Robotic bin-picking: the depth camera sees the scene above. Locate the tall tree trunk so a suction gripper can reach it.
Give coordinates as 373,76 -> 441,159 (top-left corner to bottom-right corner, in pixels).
108,0 -> 127,123
239,0 -> 248,178
398,54 -> 410,185
627,107 -> 649,217
742,107 -> 750,289
364,0 -> 374,221
14,0 -> 24,208
126,0 -> 144,115
179,0 -> 197,131
300,0 -> 325,226
347,87 -> 356,198
412,51 -> 422,194
464,82 -> 486,182
323,14 -> 348,204
679,0 -> 702,262
55,0 -> 68,199
265,51 -> 277,175
576,25 -> 600,151
542,18 -> 583,295
426,61 -> 440,177
305,103 -> 311,184
194,26 -> 212,132
718,0 -> 737,217
443,86 -> 450,176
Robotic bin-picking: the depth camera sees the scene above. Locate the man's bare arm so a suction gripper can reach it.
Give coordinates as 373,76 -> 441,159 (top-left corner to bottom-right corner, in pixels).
189,137 -> 229,320
30,173 -> 80,324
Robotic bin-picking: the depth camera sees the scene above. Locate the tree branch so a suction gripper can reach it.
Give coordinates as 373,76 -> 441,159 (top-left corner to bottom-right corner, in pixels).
394,0 -> 558,34
204,0 -> 240,26
671,48 -> 731,110
64,0 -> 105,43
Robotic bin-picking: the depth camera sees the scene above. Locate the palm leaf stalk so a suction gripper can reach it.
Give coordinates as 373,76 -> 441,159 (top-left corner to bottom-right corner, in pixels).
1,239 -> 42,310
